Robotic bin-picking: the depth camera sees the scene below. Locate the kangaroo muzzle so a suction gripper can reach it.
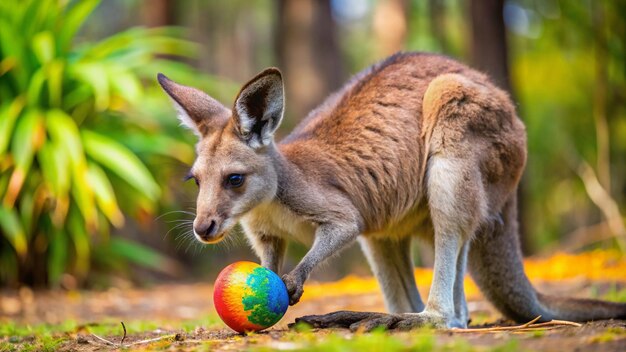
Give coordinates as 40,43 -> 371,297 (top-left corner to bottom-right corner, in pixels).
193,217 -> 223,243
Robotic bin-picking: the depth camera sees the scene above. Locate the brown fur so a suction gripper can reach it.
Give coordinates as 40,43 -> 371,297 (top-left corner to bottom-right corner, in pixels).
277,53 -> 525,240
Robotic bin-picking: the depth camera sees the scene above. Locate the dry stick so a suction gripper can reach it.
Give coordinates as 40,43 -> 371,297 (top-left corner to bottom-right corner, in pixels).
120,322 -> 127,345
90,333 -> 117,346
124,334 -> 177,347
90,332 -> 177,348
448,316 -> 581,333
529,319 -> 582,328
90,321 -> 177,348
450,315 -> 541,333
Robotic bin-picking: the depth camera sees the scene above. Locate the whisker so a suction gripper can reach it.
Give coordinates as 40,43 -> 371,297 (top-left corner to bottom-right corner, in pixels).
193,242 -> 204,256
174,230 -> 194,251
155,210 -> 196,221
163,222 -> 192,240
166,219 -> 195,224
185,237 -> 197,254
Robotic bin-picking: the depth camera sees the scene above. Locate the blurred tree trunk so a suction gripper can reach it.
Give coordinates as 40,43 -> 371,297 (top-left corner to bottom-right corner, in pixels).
187,2 -> 259,81
469,0 -> 510,92
275,0 -> 344,123
469,0 -> 531,253
141,0 -> 177,27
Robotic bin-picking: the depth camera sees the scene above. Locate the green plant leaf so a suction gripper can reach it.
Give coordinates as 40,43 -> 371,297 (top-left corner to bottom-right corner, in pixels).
47,228 -> 68,286
0,174 -> 10,198
46,110 -> 97,226
32,30 -> 55,63
0,206 -> 27,258
18,188 -> 35,237
78,27 -> 197,64
87,162 -> 124,227
71,63 -> 110,111
46,109 -> 83,163
0,17 -> 28,89
26,67 -> 47,107
20,0 -> 53,39
113,132 -> 195,164
67,207 -> 90,278
70,164 -> 97,230
11,109 -> 42,171
4,109 -> 44,207
109,67 -> 142,104
57,0 -> 100,51
82,130 -> 161,202
62,85 -> 93,111
108,236 -> 180,276
37,139 -> 70,197
46,59 -> 64,107
0,97 -> 25,156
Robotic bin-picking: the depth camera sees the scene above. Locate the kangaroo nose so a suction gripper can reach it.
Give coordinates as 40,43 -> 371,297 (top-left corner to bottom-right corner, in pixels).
194,219 -> 217,241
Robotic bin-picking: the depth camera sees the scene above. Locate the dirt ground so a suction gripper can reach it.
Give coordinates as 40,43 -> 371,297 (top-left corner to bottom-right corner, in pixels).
1,278 -> 625,351
58,319 -> 626,352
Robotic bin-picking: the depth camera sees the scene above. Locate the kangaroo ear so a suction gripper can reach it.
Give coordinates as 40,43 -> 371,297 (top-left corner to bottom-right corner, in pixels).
233,68 -> 284,149
157,73 -> 229,137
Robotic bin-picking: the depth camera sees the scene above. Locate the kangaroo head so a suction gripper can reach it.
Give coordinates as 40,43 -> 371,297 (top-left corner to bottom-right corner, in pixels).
158,68 -> 285,243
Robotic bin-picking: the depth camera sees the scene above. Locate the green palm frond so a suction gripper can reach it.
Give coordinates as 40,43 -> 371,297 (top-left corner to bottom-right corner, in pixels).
0,0 -> 205,286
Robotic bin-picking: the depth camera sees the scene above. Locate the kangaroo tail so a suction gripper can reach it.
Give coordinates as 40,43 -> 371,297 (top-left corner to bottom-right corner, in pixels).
468,194 -> 626,322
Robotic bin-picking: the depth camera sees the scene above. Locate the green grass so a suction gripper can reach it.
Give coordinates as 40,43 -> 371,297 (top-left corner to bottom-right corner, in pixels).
602,284 -> 626,303
1,317 -> 527,352
589,327 -> 626,344
250,329 -> 523,352
0,321 -> 72,352
0,315 -> 222,351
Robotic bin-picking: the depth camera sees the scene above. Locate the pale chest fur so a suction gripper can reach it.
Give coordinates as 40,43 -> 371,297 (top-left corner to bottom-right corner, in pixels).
242,198 -> 433,243
241,201 -> 317,245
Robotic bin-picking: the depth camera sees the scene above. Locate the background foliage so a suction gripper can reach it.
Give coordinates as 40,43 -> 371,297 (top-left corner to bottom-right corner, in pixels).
0,0 -> 624,287
0,0 -> 228,286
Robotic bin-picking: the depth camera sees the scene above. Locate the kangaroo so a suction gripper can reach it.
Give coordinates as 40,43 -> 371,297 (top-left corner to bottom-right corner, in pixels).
158,52 -> 626,330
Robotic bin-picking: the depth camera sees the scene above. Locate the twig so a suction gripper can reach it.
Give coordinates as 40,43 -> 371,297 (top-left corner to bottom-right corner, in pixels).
528,319 -> 582,327
89,321 -> 176,348
451,315 -> 541,333
448,316 -> 581,333
121,322 -> 127,345
90,333 -> 177,348
90,333 -> 117,346
124,334 -> 177,346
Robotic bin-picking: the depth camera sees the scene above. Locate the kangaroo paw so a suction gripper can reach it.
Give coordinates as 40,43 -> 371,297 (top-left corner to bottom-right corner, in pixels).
281,273 -> 304,305
393,311 -> 465,330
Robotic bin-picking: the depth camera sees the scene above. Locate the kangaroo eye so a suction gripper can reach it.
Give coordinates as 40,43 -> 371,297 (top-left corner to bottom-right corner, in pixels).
225,174 -> 245,188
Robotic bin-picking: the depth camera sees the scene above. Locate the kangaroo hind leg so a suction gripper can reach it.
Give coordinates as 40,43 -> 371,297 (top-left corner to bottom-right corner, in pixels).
294,236 -> 424,332
453,242 -> 469,326
359,236 -> 425,314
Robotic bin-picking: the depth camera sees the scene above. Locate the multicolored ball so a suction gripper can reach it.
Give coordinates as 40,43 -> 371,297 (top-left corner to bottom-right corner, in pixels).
213,261 -> 289,333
